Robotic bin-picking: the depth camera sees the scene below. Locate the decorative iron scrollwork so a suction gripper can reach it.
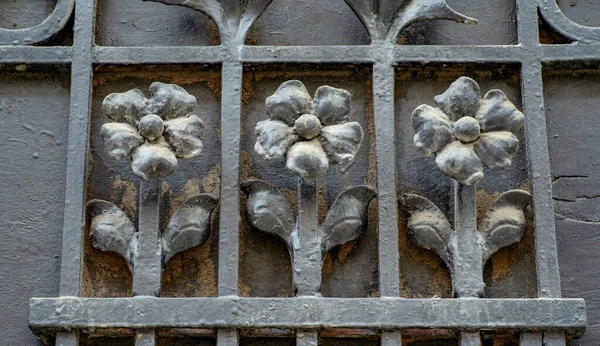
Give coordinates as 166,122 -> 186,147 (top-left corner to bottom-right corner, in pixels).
344,0 -> 477,43
538,0 -> 600,43
0,0 -> 74,45
144,0 -> 274,43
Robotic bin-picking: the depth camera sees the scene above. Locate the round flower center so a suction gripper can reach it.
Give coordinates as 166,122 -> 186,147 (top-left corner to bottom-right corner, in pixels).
138,114 -> 164,141
454,117 -> 480,143
294,114 -> 322,140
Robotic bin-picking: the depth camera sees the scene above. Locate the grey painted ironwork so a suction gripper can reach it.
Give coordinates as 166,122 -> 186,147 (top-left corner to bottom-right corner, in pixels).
0,0 -> 74,45
29,296 -> 586,332
8,0 -> 593,344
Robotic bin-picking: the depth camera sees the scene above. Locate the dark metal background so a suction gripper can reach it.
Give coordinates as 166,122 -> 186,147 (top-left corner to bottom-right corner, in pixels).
1,0 -> 600,345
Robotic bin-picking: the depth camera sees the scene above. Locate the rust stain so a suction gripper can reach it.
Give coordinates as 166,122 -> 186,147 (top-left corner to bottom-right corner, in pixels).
337,241 -> 357,263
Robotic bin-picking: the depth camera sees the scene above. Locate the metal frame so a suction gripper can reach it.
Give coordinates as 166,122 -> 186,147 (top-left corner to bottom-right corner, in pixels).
0,0 -> 592,344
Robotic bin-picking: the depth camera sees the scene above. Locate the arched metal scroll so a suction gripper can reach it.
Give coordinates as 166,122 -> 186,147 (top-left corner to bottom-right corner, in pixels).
0,0 -> 74,45
538,0 -> 600,43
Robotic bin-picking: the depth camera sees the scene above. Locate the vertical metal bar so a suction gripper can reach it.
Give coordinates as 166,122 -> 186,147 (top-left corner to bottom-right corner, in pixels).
294,178 -> 321,296
135,331 -> 157,346
56,0 -> 97,345
297,330 -> 318,346
217,329 -> 238,346
520,332 -> 542,345
56,333 -> 78,346
453,182 -> 483,298
133,178 -> 162,297
218,61 -> 243,297
132,179 -> 162,346
543,332 -> 566,346
373,59 -> 401,345
217,60 -> 243,346
518,0 -> 564,344
381,332 -> 403,346
460,332 -> 481,346
454,182 -> 483,346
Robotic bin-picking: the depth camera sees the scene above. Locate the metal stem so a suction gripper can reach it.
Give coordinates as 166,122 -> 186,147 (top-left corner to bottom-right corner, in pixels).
132,178 -> 162,346
453,181 -> 484,298
293,178 -> 322,296
454,181 -> 483,346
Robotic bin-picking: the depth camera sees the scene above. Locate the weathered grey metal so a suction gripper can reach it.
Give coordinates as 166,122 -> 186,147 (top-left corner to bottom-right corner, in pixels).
87,190 -> 217,276
144,0 -> 274,44
12,0 -> 592,344
28,297 -> 586,332
538,0 -> 600,43
404,188 -> 532,297
100,83 -> 205,180
411,77 -> 525,186
242,179 -> 376,295
343,0 -> 477,43
52,0 -> 97,345
254,80 -> 364,179
407,75 -> 534,345
0,0 -> 74,45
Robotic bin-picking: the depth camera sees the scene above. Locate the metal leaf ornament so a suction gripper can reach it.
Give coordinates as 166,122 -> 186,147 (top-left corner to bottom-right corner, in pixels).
87,193 -> 217,273
144,0 -> 273,42
403,189 -> 532,296
87,200 -> 138,271
412,77 -> 525,185
254,80 -> 364,179
242,180 -> 376,257
344,0 -> 477,42
101,82 -> 205,180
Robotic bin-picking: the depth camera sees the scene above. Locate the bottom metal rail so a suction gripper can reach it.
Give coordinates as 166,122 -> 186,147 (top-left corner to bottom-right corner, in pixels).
29,297 -> 585,337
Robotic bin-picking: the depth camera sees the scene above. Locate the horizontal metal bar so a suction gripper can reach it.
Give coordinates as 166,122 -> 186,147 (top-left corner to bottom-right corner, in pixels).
241,45 -> 375,63
0,46 -> 72,64
88,45 -> 533,65
30,297 -> 585,333
541,44 -> 600,62
7,44 -> 600,66
93,46 -> 222,64
393,45 -> 527,63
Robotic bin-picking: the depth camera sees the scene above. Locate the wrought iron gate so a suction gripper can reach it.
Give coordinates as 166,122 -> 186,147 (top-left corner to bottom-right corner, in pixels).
1,0 -> 595,345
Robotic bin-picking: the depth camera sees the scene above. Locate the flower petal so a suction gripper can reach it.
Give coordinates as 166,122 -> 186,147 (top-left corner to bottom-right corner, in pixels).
265,80 -> 312,125
131,138 -> 178,180
101,122 -> 144,160
102,89 -> 148,125
286,139 -> 329,178
412,105 -> 454,156
163,114 -> 204,159
313,85 -> 351,125
473,132 -> 520,171
148,82 -> 197,120
254,120 -> 298,160
435,141 -> 484,185
476,90 -> 525,133
434,77 -> 481,121
320,122 -> 363,164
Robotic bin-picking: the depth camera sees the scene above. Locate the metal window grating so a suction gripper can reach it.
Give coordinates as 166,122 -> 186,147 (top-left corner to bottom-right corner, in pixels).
0,0 -> 594,345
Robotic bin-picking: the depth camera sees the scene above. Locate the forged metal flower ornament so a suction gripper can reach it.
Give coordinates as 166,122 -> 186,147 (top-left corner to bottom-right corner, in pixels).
254,80 -> 363,178
101,82 -> 204,180
412,77 -> 525,185
89,82 -> 218,294
405,77 -> 532,304
244,80 -> 375,296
